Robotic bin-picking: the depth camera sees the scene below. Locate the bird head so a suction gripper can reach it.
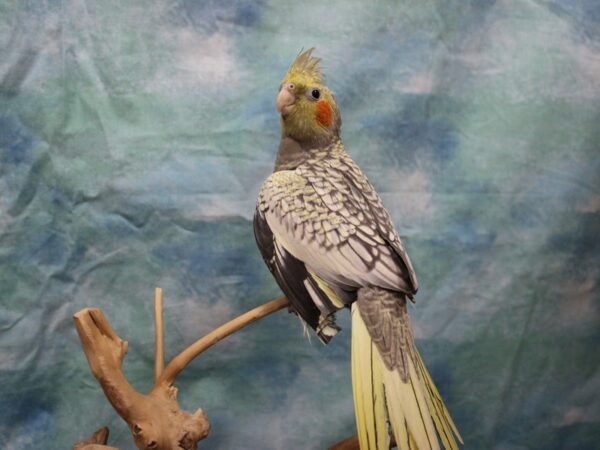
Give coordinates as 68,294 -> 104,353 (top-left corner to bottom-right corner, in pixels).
276,48 -> 341,146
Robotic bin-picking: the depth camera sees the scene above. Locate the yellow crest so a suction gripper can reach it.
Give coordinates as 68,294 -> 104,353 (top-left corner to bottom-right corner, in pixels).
284,48 -> 324,85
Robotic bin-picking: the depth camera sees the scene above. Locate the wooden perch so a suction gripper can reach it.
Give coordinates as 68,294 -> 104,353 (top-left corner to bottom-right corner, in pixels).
328,435 -> 396,449
73,292 -> 289,450
155,296 -> 289,388
73,426 -> 117,450
154,287 -> 164,383
328,436 -> 360,450
73,290 -> 371,449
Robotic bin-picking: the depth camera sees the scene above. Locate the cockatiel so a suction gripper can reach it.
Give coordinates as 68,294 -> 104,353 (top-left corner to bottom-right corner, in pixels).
254,49 -> 462,450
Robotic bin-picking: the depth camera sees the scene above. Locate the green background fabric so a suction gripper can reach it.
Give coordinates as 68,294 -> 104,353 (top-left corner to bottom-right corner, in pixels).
1,1 -> 598,448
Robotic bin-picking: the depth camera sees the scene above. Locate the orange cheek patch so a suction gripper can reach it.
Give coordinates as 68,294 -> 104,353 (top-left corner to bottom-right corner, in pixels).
315,100 -> 333,127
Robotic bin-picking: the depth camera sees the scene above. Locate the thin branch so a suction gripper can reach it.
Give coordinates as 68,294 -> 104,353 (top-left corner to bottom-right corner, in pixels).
328,435 -> 396,449
155,296 -> 289,388
73,307 -> 210,450
74,293 -> 372,450
73,309 -> 142,420
73,426 -> 111,450
154,287 -> 164,382
328,436 -> 359,450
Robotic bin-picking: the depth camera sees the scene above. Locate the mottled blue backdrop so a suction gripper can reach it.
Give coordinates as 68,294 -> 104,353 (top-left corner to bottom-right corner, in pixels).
1,1 -> 599,449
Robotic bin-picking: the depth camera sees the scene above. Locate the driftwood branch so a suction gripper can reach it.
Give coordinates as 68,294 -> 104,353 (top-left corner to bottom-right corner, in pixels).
154,287 -> 164,382
73,426 -> 117,450
328,436 -> 360,450
74,305 -> 206,449
155,296 -> 289,388
74,293 -> 290,450
328,435 -> 396,449
74,290 -> 371,449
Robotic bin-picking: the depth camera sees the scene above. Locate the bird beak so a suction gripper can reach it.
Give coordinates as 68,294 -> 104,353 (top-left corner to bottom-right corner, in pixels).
276,84 -> 296,116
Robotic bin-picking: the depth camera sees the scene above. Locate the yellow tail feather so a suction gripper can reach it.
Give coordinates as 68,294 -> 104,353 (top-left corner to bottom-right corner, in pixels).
352,303 -> 391,450
351,304 -> 462,450
415,352 -> 463,447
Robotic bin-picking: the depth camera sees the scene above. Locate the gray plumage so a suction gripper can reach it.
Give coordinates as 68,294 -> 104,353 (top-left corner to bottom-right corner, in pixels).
357,287 -> 418,382
257,49 -> 463,449
255,138 -> 419,347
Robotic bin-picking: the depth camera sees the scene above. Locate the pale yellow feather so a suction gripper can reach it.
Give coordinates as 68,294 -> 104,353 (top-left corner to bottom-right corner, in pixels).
352,304 -> 462,450
381,355 -> 440,450
352,304 -> 390,450
310,270 -> 345,309
415,351 -> 463,447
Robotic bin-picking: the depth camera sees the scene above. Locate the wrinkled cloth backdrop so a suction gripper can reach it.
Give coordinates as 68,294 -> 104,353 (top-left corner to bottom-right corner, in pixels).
1,1 -> 599,449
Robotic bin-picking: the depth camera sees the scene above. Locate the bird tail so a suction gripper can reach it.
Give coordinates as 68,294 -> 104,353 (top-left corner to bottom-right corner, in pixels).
351,303 -> 462,450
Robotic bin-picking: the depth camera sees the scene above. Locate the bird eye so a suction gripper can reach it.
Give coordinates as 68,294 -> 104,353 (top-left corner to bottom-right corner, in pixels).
311,89 -> 320,100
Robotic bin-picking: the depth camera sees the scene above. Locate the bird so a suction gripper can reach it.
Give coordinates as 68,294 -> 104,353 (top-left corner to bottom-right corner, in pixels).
254,48 -> 462,450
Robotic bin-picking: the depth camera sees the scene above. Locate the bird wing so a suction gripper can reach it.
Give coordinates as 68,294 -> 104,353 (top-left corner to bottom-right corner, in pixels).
254,195 -> 350,342
299,152 -> 418,295
255,209 -> 318,331
256,154 -> 418,301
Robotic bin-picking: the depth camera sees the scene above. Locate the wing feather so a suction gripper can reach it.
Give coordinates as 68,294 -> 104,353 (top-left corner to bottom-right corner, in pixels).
257,152 -> 417,298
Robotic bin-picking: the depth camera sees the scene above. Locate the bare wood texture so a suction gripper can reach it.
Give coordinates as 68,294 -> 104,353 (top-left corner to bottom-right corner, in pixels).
154,287 -> 164,382
328,435 -> 396,450
74,308 -> 210,450
155,296 -> 290,388
73,427 -> 117,450
74,295 -> 290,450
328,435 -> 360,450
75,446 -> 119,450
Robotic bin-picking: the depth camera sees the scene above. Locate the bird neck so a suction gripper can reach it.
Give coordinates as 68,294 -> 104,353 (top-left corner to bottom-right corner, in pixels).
274,135 -> 342,172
